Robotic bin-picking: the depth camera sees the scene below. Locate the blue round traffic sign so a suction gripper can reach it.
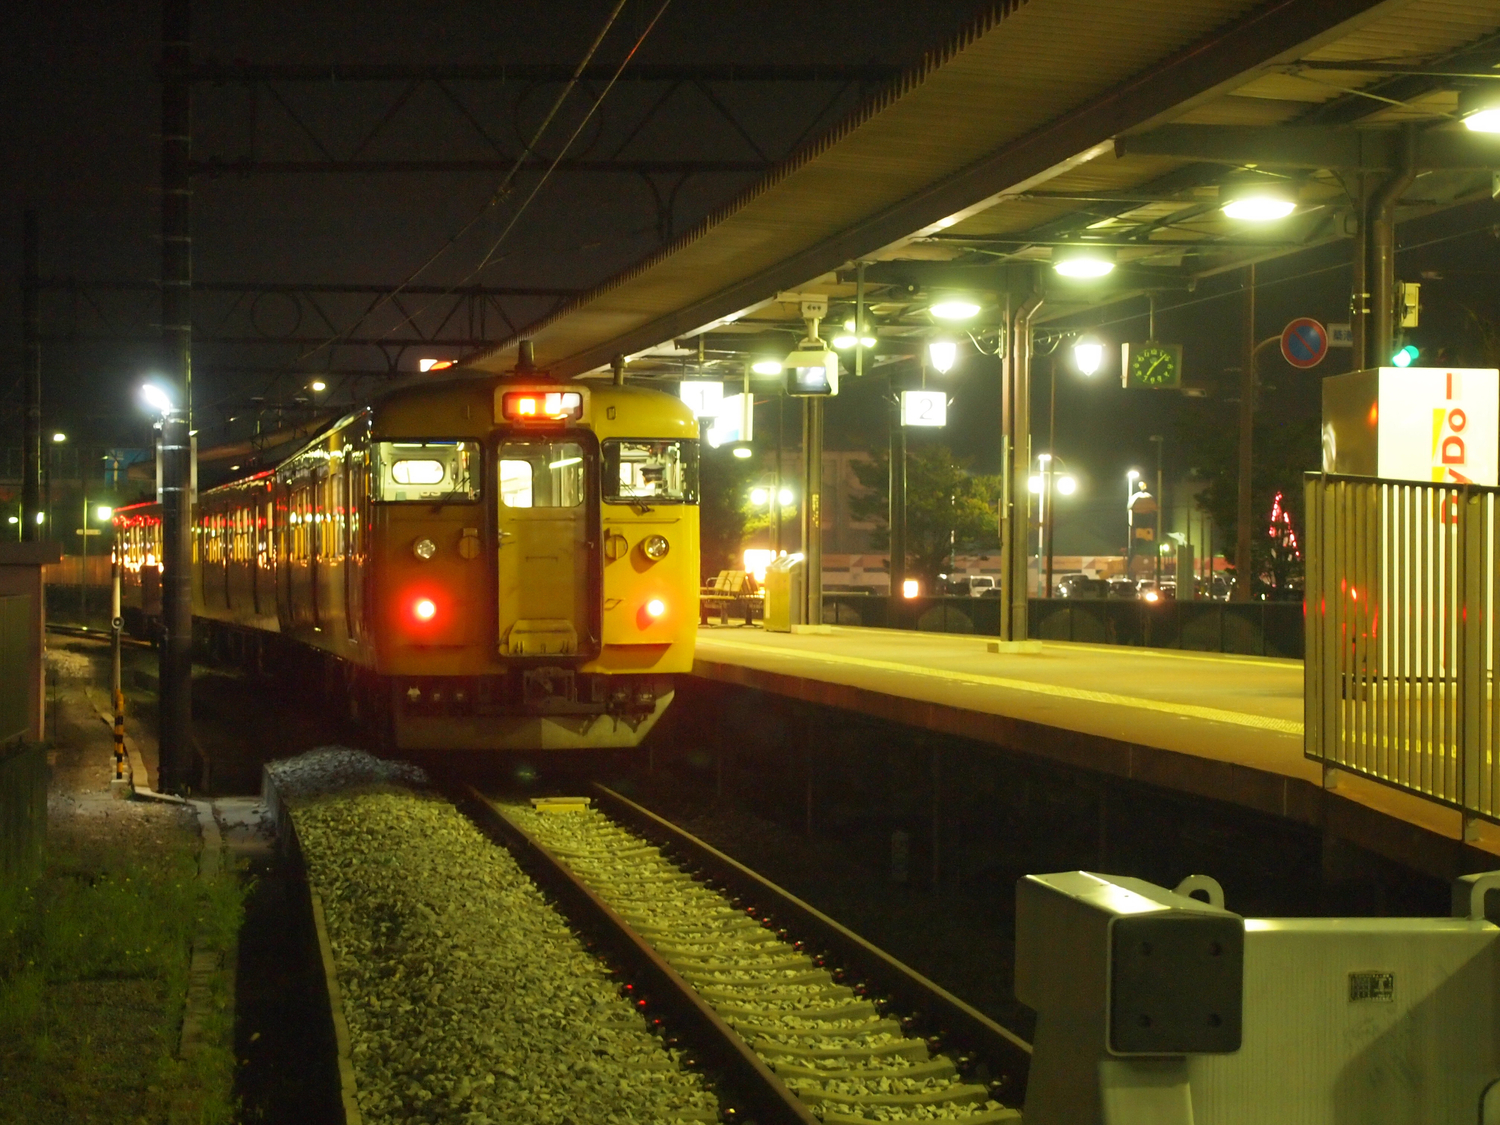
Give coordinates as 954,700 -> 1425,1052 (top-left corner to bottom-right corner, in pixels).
1281,317 -> 1328,369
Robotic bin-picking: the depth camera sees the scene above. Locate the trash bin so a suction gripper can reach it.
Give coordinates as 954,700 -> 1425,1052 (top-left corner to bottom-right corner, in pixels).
763,554 -> 806,633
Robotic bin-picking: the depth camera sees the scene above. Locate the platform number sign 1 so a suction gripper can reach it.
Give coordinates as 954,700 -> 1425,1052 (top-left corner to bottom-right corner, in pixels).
1281,318 -> 1329,369
901,390 -> 947,427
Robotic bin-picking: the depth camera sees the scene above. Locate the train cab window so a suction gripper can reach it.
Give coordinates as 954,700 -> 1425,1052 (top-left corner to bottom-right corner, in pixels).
603,439 -> 698,504
498,441 -> 585,508
374,441 -> 479,502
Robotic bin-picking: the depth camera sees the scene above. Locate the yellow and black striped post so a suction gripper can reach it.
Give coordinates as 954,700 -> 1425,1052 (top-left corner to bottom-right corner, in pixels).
113,690 -> 126,782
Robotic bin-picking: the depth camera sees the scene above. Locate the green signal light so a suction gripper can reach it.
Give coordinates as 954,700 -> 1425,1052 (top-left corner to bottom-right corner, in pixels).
1391,344 -> 1420,368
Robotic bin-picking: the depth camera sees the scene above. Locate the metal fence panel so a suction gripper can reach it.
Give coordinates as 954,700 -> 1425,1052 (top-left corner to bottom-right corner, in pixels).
1304,472 -> 1500,821
0,595 -> 30,746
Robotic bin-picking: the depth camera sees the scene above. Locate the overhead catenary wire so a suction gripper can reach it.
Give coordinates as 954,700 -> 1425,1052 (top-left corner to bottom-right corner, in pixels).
294,0 -> 636,366
376,0 -> 675,349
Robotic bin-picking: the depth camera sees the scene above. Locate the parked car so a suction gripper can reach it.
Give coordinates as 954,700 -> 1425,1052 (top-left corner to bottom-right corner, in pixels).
942,574 -> 998,597
1137,579 -> 1176,603
1107,578 -> 1139,600
1056,574 -> 1108,599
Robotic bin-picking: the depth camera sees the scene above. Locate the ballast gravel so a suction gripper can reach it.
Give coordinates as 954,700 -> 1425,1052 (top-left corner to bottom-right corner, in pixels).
511,802 -> 1019,1124
272,752 -> 720,1125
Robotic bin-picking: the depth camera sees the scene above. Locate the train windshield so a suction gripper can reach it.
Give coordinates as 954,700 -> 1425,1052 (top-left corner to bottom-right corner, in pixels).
498,440 -> 586,508
602,439 -> 698,504
374,441 -> 480,502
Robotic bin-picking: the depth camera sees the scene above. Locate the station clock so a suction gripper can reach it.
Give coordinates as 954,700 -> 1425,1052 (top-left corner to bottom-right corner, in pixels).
1121,341 -> 1183,390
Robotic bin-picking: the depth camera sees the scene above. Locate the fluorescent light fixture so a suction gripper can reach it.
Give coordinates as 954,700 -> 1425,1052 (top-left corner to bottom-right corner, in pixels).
751,359 -> 783,376
51,432 -> 66,443
140,383 -> 175,414
929,298 -> 980,322
1052,245 -> 1115,278
35,512 -> 45,524
1072,334 -> 1104,375
928,339 -> 958,374
1222,192 -> 1295,221
7,516 -> 17,525
310,379 -> 327,392
832,334 -> 858,349
1460,88 -> 1500,133
731,444 -> 753,459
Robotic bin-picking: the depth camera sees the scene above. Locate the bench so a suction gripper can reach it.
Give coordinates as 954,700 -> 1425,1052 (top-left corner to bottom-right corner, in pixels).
699,569 -> 763,626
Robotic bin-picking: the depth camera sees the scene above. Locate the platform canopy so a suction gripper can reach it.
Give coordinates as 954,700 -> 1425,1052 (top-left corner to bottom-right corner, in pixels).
465,0 -> 1500,381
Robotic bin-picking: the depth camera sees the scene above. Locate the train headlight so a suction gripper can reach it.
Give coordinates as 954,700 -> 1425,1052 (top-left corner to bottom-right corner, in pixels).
645,598 -> 666,618
413,537 -> 437,560
642,534 -> 670,561
413,598 -> 437,621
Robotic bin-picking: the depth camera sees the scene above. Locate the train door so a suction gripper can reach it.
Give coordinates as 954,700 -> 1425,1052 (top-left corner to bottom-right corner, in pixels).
311,464 -> 326,628
345,446 -> 365,644
496,438 -> 600,657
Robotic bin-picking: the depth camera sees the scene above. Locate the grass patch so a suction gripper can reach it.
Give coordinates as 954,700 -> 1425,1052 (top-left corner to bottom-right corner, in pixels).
0,837 -> 247,1124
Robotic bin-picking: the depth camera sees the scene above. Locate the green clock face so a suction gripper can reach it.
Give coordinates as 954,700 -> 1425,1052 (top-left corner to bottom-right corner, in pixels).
1127,341 -> 1181,389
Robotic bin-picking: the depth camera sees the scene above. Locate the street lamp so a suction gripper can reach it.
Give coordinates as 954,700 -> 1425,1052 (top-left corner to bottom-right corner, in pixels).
140,383 -> 176,415
1071,334 -> 1104,376
927,338 -> 958,375
1035,454 -> 1079,596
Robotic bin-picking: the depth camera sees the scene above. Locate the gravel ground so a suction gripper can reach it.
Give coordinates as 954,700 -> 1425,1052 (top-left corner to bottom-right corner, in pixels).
511,802 -> 1019,1124
271,752 -> 721,1125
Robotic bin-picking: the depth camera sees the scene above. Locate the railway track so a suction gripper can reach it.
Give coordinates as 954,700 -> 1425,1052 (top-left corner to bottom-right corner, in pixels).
459,782 -> 1030,1124
47,621 -> 154,649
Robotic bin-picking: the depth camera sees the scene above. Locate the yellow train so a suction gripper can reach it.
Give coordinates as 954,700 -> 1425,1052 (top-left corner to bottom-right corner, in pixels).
116,372 -> 700,751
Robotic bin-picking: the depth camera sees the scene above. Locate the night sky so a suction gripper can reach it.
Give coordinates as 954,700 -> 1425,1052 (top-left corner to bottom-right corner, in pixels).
5,2 -> 1500,554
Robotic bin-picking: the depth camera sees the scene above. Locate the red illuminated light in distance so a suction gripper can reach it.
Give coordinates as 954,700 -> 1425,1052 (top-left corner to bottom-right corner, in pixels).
413,598 -> 437,621
502,390 -> 582,423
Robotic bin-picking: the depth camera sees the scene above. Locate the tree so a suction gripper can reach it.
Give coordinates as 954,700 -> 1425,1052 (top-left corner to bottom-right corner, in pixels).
848,446 -> 1002,589
1176,396 -> 1317,598
698,448 -> 757,578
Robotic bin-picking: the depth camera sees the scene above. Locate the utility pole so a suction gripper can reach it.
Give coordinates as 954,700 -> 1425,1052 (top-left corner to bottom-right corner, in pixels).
1151,435 -> 1164,586
158,0 -> 194,791
889,388 -> 906,601
1002,293 -> 1042,642
1233,264 -> 1254,602
802,398 -> 823,626
21,212 -> 41,543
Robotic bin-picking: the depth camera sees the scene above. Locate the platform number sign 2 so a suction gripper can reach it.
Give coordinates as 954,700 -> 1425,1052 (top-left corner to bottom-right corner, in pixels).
901,390 -> 947,427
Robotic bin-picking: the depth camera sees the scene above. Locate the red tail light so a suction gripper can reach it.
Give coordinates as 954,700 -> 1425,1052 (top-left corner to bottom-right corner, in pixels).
413,597 -> 437,621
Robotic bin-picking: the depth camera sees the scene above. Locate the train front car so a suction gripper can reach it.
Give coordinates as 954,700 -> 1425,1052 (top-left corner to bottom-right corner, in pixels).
368,376 -> 699,751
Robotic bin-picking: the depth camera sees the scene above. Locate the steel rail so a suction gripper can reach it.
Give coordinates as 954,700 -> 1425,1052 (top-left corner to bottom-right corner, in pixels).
591,783 -> 1034,1103
451,783 -> 819,1125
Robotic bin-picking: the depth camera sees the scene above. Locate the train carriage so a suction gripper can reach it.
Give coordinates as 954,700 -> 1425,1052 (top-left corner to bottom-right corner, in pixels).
117,371 -> 700,751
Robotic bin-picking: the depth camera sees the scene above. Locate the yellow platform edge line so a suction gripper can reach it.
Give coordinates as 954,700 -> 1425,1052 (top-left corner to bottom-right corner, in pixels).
697,636 -> 1303,738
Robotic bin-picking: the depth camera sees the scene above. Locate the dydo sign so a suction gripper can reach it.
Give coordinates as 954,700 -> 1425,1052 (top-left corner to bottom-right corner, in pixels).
1377,368 -> 1498,486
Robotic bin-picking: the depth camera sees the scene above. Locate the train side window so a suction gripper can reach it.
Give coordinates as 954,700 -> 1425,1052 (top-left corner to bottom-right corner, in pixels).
602,439 -> 699,503
498,441 -> 585,508
374,441 -> 479,502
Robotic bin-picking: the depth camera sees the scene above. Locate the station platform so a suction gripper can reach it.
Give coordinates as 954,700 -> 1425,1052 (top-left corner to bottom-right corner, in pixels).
692,625 -> 1500,879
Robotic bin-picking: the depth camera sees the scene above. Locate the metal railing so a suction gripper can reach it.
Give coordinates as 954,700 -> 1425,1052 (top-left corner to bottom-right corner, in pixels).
820,593 -> 1303,657
1305,472 -> 1500,824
